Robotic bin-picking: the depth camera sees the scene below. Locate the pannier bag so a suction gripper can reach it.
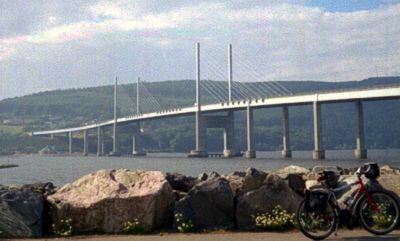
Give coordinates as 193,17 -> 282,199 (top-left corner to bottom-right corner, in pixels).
305,190 -> 329,212
364,162 -> 380,179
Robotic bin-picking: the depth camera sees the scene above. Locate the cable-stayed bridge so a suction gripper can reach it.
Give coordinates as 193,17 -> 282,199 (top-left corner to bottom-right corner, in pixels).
32,43 -> 400,160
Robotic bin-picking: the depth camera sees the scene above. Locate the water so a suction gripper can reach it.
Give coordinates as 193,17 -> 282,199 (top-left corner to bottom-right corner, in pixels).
0,149 -> 399,187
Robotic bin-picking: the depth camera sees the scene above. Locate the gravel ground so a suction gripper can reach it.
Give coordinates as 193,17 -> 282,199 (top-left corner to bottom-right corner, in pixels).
7,230 -> 400,241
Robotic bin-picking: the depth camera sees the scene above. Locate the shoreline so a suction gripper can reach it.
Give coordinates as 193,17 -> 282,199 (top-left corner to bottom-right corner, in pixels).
0,164 -> 18,169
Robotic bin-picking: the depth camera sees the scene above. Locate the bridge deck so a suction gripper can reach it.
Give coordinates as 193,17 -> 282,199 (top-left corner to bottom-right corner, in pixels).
32,85 -> 400,136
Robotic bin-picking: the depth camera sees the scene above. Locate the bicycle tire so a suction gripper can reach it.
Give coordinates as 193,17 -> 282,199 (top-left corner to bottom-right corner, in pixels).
296,198 -> 338,240
358,190 -> 400,235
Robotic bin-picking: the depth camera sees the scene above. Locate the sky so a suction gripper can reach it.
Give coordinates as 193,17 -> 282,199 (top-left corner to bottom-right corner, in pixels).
1,0 -> 400,100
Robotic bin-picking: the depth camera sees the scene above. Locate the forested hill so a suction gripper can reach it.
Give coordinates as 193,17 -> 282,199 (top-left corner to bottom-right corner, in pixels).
0,76 -> 399,154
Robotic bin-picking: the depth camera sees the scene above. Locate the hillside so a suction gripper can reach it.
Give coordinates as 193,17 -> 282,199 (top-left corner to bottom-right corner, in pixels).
0,76 -> 399,154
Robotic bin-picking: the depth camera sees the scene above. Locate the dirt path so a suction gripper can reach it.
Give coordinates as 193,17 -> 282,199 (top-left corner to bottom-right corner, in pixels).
8,230 -> 400,241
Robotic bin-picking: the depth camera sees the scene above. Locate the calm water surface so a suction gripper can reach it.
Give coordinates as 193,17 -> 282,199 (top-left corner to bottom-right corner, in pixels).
1,149 -> 399,186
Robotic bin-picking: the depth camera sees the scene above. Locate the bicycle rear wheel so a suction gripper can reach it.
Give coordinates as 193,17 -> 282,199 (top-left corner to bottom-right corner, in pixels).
297,198 -> 338,240
358,191 -> 399,235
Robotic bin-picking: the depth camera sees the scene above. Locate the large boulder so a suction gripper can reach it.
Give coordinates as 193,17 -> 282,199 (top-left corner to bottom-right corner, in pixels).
0,184 -> 46,238
165,173 -> 197,193
47,169 -> 174,233
241,168 -> 267,194
175,177 -> 234,230
224,171 -> 245,194
236,174 -> 302,230
275,165 -> 310,179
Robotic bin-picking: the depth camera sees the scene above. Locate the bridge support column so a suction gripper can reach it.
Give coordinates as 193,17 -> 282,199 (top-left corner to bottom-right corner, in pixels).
245,106 -> 256,159
132,123 -> 146,156
97,127 -> 102,156
281,106 -> 292,158
69,132 -> 73,154
223,111 -> 239,157
312,101 -> 325,160
83,129 -> 88,156
355,101 -> 367,159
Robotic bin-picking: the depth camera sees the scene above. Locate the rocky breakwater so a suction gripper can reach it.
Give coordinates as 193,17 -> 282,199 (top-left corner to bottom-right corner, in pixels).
47,169 -> 175,233
1,164 -> 400,238
0,183 -> 55,238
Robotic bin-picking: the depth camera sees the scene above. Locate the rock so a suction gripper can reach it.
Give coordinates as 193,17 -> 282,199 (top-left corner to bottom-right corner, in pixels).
376,174 -> 400,196
275,165 -> 310,179
208,171 -> 221,179
198,173 -> 208,181
311,166 -> 343,175
47,169 -> 175,233
380,165 -> 400,175
0,184 -> 45,238
236,174 -> 302,230
305,180 -> 320,189
165,173 -> 197,193
242,168 -> 267,193
224,171 -> 246,194
287,173 -> 306,195
175,177 -> 234,230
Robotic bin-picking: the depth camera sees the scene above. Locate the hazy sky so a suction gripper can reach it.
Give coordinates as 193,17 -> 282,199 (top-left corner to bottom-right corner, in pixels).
1,0 -> 400,100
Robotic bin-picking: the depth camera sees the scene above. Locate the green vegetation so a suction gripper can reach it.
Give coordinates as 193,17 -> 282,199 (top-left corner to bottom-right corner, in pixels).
0,77 -> 400,154
254,205 -> 296,231
122,219 -> 146,234
52,218 -> 72,236
0,124 -> 23,134
174,212 -> 194,233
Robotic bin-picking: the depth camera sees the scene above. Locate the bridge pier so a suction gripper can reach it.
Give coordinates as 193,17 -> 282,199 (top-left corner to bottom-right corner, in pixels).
355,101 -> 367,159
281,106 -> 292,158
83,129 -> 88,156
312,101 -> 325,160
69,132 -> 73,154
223,111 -> 239,157
97,127 -> 102,156
245,106 -> 256,159
132,123 -> 146,156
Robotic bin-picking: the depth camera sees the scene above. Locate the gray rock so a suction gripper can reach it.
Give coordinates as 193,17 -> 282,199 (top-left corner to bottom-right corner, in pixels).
175,177 -> 234,230
275,165 -> 310,179
0,184 -> 45,238
242,167 -> 267,193
208,171 -> 221,179
165,173 -> 197,193
224,172 -> 246,194
287,173 -> 306,195
236,174 -> 302,230
198,173 -> 208,181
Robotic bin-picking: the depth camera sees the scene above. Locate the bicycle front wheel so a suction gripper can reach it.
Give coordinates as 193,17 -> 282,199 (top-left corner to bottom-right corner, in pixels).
297,198 -> 338,240
358,191 -> 400,235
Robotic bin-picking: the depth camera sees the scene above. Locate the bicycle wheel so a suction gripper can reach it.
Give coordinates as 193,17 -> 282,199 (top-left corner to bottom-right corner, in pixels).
297,198 -> 338,240
358,191 -> 400,235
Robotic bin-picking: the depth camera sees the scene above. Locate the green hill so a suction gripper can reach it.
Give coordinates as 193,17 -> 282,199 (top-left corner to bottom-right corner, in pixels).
0,77 -> 399,154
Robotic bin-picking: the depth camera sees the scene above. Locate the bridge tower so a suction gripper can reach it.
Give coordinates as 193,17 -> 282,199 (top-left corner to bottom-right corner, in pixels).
132,78 -> 146,156
189,43 -> 208,157
110,76 -> 121,156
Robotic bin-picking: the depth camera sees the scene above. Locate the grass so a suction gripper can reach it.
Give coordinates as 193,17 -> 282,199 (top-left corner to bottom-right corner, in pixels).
0,124 -> 24,134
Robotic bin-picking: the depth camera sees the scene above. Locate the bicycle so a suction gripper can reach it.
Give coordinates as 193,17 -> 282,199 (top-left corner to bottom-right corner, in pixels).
296,163 -> 400,240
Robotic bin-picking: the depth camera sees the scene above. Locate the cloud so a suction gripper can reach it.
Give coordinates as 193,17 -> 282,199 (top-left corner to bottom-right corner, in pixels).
0,1 -> 399,99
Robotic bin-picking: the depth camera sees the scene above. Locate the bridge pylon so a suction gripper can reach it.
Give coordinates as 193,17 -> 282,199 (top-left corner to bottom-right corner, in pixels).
189,42 -> 208,157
